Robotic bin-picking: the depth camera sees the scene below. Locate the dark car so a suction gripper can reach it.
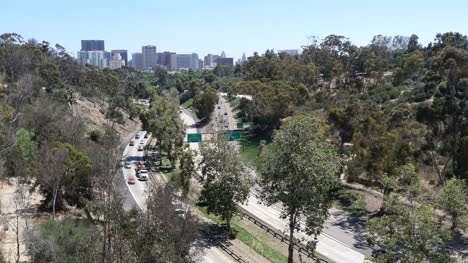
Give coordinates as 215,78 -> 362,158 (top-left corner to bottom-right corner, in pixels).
144,133 -> 150,138
135,134 -> 140,139
217,106 -> 221,109
129,140 -> 135,146
224,112 -> 228,115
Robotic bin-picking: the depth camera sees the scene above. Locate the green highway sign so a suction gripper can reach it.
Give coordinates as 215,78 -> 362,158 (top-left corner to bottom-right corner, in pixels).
187,133 -> 202,142
237,122 -> 244,129
223,131 -> 241,141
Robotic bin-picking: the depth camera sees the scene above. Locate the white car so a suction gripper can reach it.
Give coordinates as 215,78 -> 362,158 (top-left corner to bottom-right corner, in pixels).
138,170 -> 148,181
140,140 -> 145,145
124,161 -> 132,169
138,145 -> 144,151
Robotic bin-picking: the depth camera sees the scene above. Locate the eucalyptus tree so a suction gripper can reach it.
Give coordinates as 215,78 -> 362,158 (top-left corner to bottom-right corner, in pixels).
199,133 -> 253,231
257,115 -> 343,263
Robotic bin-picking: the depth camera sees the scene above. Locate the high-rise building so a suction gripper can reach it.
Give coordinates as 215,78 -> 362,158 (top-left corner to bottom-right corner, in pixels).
204,54 -> 219,68
109,53 -> 125,69
27,38 -> 38,46
142,45 -> 157,70
216,57 -> 234,67
157,52 -> 177,71
111,50 -> 128,66
81,40 -> 105,51
196,59 -> 204,69
176,54 -> 193,69
241,53 -> 247,63
278,49 -> 299,56
77,51 -> 89,65
220,51 -> 226,58
131,53 -> 144,70
87,51 -> 108,68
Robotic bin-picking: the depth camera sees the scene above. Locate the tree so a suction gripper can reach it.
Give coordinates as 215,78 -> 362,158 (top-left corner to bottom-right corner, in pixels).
368,181 -> 453,263
199,133 -> 253,231
179,148 -> 195,197
438,177 -> 468,233
132,184 -> 200,262
141,92 -> 185,168
192,87 -> 217,120
33,142 -> 92,219
257,115 -> 343,263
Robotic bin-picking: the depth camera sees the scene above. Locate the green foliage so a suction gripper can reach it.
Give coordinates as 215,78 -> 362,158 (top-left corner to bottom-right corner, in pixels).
257,115 -> 342,261
199,134 -> 253,230
140,92 -> 185,168
368,184 -> 454,263
192,87 -> 217,119
88,130 -> 101,142
333,189 -> 367,215
15,128 -> 35,160
438,177 -> 468,232
127,102 -> 144,120
179,148 -> 195,197
26,217 -> 101,263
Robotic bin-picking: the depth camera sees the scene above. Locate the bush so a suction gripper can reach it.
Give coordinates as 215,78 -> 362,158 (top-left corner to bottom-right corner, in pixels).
26,217 -> 100,263
89,130 -> 101,142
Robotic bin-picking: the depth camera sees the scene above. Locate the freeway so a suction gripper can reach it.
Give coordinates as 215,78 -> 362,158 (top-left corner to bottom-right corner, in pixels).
191,95 -> 370,263
121,128 -> 233,263
121,130 -> 150,210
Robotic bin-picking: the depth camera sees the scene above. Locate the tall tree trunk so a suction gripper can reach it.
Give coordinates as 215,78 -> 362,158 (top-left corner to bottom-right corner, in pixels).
16,214 -> 20,263
159,141 -> 163,166
52,187 -> 58,220
288,212 -> 297,263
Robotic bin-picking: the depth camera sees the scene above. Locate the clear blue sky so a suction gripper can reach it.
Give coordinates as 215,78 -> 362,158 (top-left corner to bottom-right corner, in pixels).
1,0 -> 467,61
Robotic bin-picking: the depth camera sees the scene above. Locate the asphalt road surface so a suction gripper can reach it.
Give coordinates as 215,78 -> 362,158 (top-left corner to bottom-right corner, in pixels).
204,95 -> 369,263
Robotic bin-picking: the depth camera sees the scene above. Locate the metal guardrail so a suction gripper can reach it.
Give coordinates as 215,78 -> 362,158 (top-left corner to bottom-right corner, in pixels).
183,107 -> 333,263
194,171 -> 331,263
141,143 -> 249,263
238,207 -> 331,263
199,228 -> 249,263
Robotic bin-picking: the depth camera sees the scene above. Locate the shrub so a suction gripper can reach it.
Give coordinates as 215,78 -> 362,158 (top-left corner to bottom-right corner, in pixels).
89,130 -> 101,142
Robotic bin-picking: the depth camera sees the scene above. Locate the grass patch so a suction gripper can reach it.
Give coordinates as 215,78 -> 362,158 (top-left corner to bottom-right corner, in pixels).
229,98 -> 240,110
333,188 -> 367,215
196,203 -> 287,263
182,98 -> 193,108
162,168 -> 182,188
240,138 -> 261,169
235,226 -> 288,263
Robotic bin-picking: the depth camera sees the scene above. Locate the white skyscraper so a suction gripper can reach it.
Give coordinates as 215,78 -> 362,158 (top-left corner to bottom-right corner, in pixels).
109,53 -> 125,69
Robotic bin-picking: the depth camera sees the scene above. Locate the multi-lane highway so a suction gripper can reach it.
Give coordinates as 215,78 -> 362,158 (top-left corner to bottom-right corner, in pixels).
121,131 -> 150,210
187,95 -> 370,263
121,125 -> 233,262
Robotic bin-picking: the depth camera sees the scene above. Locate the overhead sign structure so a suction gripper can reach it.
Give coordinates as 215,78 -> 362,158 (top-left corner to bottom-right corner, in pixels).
187,133 -> 202,142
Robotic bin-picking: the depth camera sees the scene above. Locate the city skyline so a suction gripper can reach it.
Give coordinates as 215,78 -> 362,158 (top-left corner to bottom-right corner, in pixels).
2,0 -> 467,62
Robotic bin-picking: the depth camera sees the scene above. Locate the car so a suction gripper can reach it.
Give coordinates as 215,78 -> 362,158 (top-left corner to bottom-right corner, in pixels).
138,145 -> 144,151
224,112 -> 228,115
144,133 -> 150,138
127,176 -> 136,185
140,140 -> 145,144
224,125 -> 228,128
129,140 -> 135,146
138,170 -> 148,181
124,161 -> 132,169
217,106 -> 221,109
135,134 -> 140,139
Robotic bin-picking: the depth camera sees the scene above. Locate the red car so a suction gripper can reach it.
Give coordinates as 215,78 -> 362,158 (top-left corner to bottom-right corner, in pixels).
127,176 -> 136,185
129,140 -> 135,146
